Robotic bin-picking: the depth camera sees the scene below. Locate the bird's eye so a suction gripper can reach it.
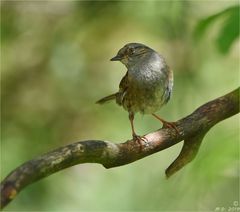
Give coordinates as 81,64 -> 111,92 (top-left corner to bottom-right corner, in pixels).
128,48 -> 135,55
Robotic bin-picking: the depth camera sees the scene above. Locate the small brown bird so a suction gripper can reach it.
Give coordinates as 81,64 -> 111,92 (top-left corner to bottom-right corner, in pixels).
97,43 -> 177,143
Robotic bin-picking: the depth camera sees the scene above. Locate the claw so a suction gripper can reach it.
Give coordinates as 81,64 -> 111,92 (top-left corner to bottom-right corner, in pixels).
132,134 -> 148,147
163,121 -> 180,134
129,112 -> 149,147
152,113 -> 180,134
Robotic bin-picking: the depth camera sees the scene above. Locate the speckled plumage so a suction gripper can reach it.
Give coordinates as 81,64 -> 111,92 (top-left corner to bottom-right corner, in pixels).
117,47 -> 172,114
97,43 -> 174,141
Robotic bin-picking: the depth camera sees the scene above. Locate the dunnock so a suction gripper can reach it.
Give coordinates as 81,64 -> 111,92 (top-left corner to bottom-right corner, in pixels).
97,43 -> 177,143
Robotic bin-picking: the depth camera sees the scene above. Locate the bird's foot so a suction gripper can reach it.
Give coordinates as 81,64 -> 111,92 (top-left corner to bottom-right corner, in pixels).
162,121 -> 180,134
132,134 -> 149,147
152,114 -> 180,134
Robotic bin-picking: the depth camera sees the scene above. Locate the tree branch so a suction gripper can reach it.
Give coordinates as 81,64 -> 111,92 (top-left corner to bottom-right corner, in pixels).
1,88 -> 239,209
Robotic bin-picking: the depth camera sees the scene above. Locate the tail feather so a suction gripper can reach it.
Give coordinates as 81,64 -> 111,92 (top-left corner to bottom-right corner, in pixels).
96,93 -> 116,104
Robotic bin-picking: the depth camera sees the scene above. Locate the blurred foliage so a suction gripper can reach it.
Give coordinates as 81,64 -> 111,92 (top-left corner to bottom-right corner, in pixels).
1,0 -> 239,211
195,5 -> 239,53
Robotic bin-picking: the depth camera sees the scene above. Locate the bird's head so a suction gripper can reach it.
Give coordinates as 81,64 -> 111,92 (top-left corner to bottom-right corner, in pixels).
110,43 -> 153,67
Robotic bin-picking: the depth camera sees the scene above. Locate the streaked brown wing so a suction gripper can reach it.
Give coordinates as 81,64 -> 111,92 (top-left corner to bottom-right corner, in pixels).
116,71 -> 129,105
119,71 -> 128,92
163,66 -> 173,104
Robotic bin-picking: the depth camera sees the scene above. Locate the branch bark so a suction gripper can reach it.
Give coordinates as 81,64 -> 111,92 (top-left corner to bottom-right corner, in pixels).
1,88 -> 239,209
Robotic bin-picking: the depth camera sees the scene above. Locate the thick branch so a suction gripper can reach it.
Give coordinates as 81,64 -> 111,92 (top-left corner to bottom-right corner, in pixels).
1,88 -> 239,209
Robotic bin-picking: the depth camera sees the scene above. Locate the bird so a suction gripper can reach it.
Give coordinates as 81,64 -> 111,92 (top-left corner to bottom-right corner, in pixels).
96,43 -> 177,144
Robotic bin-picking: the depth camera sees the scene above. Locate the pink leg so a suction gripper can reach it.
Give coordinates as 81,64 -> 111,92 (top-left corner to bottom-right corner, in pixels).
129,112 -> 148,146
152,113 -> 179,134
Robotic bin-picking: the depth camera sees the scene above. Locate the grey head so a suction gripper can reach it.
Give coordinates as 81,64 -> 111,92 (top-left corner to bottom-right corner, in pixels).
110,43 -> 155,67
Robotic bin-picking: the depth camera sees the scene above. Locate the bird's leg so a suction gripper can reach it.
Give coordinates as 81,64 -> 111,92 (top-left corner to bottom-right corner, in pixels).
128,112 -> 148,145
129,112 -> 140,140
152,113 -> 180,134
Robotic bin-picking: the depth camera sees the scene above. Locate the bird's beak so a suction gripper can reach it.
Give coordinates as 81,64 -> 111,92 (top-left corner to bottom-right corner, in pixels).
110,55 -> 122,61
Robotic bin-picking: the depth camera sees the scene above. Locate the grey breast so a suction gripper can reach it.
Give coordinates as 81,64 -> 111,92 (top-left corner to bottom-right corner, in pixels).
125,51 -> 172,114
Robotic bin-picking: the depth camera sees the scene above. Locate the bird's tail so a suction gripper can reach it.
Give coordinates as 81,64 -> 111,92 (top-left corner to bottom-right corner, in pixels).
96,93 -> 117,104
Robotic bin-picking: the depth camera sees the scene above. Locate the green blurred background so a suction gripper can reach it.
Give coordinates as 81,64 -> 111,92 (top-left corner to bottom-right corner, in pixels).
1,1 -> 239,211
